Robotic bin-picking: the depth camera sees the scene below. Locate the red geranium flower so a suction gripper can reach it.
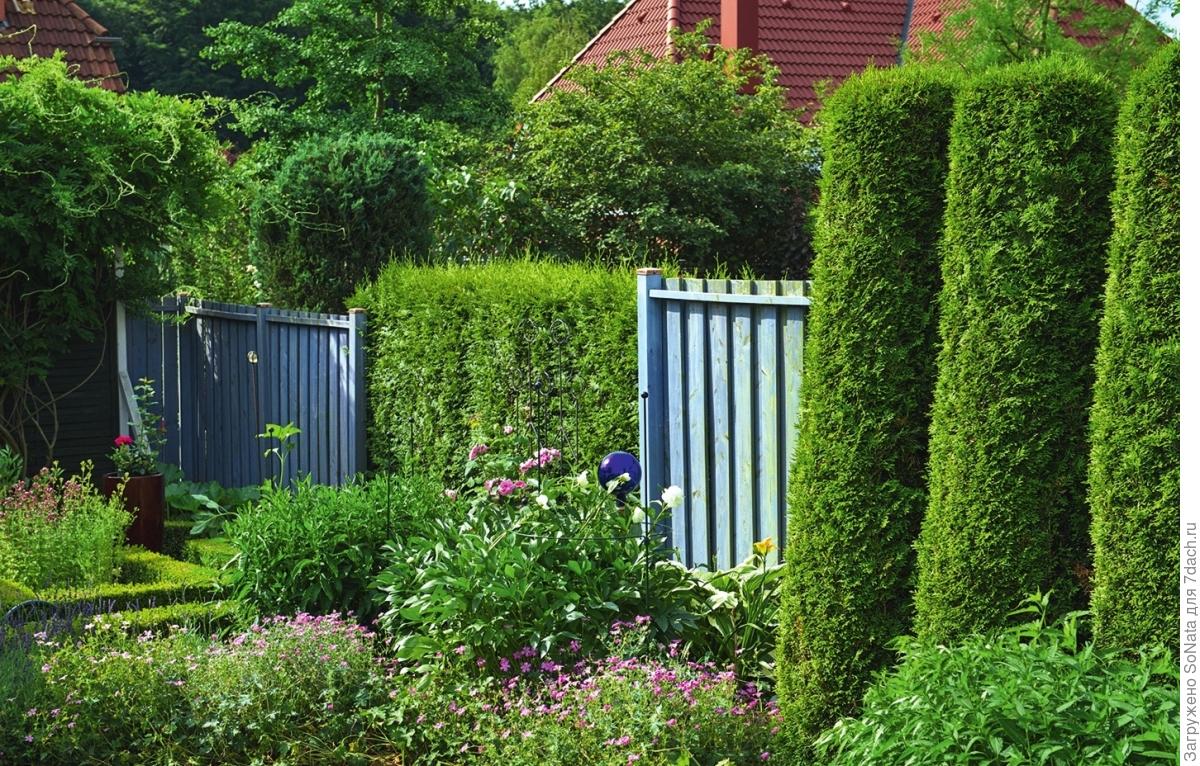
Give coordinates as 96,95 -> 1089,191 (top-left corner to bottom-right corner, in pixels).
113,435 -> 134,447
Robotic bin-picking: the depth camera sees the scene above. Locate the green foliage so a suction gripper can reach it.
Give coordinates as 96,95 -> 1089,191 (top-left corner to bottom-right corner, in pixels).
446,28 -> 819,275
87,0 -> 290,99
0,578 -> 35,608
0,445 -> 22,488
776,66 -> 958,747
816,595 -> 1179,765
250,132 -> 431,311
5,613 -> 387,763
203,0 -> 506,144
0,467 -> 132,590
915,59 -> 1116,643
110,379 -> 167,476
909,0 -> 1169,87
227,474 -> 446,620
0,55 -> 223,461
354,260 -> 639,481
1089,43 -> 1179,653
665,542 -> 785,690
374,426 -> 676,662
491,0 -> 623,107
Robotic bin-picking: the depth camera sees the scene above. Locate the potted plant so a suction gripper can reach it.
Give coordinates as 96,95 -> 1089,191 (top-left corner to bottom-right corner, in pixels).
103,378 -> 167,551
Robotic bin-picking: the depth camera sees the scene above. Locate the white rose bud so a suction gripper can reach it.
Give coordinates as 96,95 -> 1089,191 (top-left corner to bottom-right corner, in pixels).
535,494 -> 550,510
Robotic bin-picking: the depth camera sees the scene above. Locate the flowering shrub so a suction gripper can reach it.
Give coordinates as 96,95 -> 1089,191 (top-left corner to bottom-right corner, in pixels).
3,613 -> 389,763
374,426 -> 686,663
369,621 -> 782,765
0,466 -> 131,590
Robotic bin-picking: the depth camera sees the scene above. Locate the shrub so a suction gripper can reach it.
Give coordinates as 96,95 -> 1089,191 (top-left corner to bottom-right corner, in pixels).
81,599 -> 251,638
775,66 -> 958,745
182,538 -> 239,570
815,596 -> 1179,765
228,474 -> 446,620
374,425 -> 680,662
251,131 -> 431,312
0,467 -> 132,590
370,630 -> 782,765
447,26 -> 819,276
354,260 -> 639,481
5,613 -> 388,763
915,59 -> 1117,642
1089,43 -> 1180,654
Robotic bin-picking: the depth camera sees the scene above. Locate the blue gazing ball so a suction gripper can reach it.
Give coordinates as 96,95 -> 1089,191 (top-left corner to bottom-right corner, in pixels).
598,451 -> 641,498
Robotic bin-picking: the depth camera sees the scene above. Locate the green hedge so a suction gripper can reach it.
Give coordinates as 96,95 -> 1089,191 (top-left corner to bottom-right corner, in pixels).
86,599 -> 250,637
353,261 -> 639,480
776,66 -> 958,746
163,519 -> 193,559
38,548 -> 222,612
182,538 -> 239,570
1089,43 -> 1180,653
915,59 -> 1117,643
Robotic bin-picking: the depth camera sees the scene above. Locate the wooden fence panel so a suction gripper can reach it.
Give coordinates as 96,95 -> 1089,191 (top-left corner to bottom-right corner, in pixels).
125,299 -> 367,488
637,270 -> 810,568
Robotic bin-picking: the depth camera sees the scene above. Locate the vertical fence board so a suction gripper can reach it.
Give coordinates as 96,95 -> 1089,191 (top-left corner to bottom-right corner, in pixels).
730,280 -> 756,562
665,297 -> 689,565
683,278 -> 710,568
706,280 -> 733,569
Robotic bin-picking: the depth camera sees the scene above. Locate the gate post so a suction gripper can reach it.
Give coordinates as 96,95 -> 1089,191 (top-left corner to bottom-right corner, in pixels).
348,308 -> 368,480
637,268 -> 668,511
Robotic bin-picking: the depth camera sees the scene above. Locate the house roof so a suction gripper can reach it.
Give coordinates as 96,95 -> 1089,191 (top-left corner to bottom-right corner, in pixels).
0,0 -> 124,92
538,0 -> 1138,115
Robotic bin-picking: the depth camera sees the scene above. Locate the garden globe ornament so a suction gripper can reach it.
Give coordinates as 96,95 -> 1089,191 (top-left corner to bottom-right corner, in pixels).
598,451 -> 641,500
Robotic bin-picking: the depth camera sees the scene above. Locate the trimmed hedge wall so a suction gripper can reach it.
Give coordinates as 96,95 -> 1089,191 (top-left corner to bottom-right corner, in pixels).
915,59 -> 1117,643
353,261 -> 639,480
39,548 -> 222,612
1089,43 -> 1180,653
776,66 -> 958,746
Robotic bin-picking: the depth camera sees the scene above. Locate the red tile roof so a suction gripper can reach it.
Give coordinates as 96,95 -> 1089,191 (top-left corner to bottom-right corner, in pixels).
539,0 -> 1141,115
0,0 -> 124,92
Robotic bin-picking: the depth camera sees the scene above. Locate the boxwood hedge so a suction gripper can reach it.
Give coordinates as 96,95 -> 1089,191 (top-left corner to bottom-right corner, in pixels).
353,261 -> 639,480
915,59 -> 1117,643
776,65 -> 958,746
1089,43 -> 1180,653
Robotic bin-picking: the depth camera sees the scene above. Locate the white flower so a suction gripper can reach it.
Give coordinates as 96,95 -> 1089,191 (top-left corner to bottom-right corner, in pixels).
244,264 -> 258,274
630,508 -> 646,525
575,471 -> 589,488
535,494 -> 550,510
661,485 -> 684,510
617,472 -> 631,484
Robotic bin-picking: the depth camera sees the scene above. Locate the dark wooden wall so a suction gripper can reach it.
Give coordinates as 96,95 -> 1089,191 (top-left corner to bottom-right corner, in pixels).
20,316 -> 118,480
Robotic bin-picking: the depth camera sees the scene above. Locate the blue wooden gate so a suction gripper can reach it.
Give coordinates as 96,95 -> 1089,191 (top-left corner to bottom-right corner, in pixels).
637,269 -> 810,568
124,298 -> 367,488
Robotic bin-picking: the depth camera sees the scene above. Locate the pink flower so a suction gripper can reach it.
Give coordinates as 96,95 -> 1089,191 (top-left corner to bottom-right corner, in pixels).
454,645 -> 467,655
444,489 -> 458,501
499,658 -> 511,672
520,661 -> 532,674
113,434 -> 134,447
497,479 -> 518,496
760,753 -> 771,761
503,425 -> 515,435
468,444 -> 489,461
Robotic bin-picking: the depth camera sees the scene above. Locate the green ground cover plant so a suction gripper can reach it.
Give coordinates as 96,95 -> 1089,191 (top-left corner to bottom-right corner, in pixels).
776,65 -> 958,747
1089,42 -> 1180,653
354,260 -> 638,481
816,596 -> 1179,765
228,473 -> 446,620
915,58 -> 1117,642
0,467 -> 131,590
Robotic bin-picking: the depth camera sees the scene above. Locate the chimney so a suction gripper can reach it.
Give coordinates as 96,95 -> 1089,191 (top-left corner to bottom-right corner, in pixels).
721,0 -> 758,51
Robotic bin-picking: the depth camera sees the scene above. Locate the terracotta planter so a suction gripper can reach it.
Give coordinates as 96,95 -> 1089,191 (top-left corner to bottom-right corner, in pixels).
102,472 -> 165,552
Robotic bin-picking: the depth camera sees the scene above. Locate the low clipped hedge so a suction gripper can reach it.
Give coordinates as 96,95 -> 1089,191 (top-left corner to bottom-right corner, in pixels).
86,600 -> 250,637
163,519 -> 194,559
1089,43 -> 1180,653
777,65 -> 958,747
36,548 -> 222,612
915,59 -> 1117,643
182,538 -> 239,570
353,261 -> 639,480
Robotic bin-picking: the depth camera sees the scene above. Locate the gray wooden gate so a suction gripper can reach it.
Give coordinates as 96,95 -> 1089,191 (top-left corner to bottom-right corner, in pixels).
637,269 -> 810,568
124,298 -> 367,488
